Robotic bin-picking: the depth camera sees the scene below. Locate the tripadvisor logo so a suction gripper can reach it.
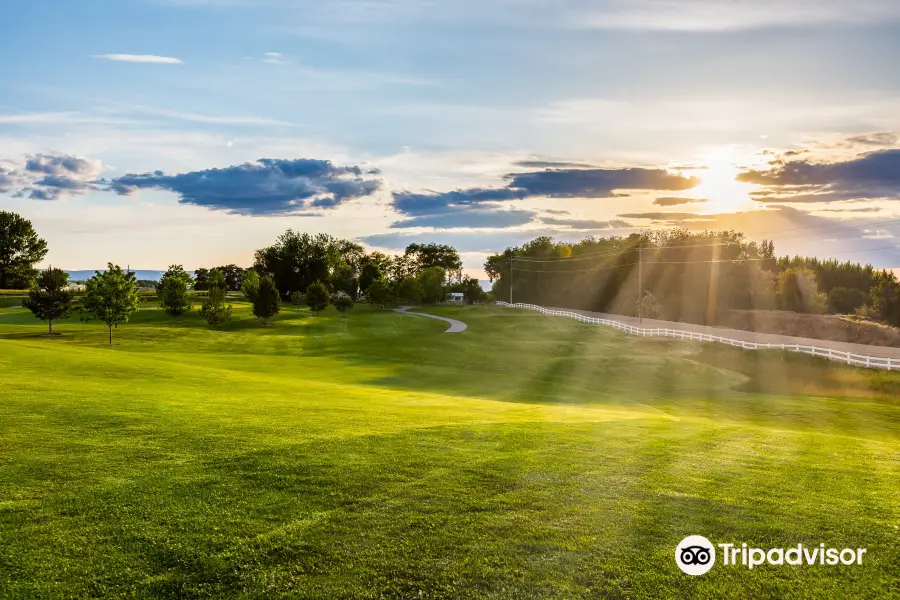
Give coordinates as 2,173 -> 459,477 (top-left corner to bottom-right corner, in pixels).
675,536 -> 867,575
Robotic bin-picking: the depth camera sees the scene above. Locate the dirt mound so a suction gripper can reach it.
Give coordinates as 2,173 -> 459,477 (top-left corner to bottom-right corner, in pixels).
720,309 -> 900,348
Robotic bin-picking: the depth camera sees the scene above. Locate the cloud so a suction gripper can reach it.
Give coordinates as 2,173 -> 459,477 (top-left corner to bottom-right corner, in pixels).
653,196 -> 708,206
617,212 -> 711,222
844,133 -> 898,147
92,54 -> 183,64
392,167 -> 698,218
390,209 -> 536,229
738,148 -> 900,203
514,159 -> 597,169
262,52 -> 290,66
505,168 -> 699,198
540,217 -> 632,230
106,158 -> 382,215
569,0 -> 900,31
814,206 -> 882,213
0,153 -> 105,200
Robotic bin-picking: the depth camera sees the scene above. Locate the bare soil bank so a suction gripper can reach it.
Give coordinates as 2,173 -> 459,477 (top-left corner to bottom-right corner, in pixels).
720,310 -> 900,348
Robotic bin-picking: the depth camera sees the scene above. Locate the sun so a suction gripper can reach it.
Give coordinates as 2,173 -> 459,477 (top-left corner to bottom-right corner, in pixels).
683,149 -> 762,214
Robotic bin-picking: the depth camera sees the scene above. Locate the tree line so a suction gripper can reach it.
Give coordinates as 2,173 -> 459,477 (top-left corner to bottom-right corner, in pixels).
485,229 -> 900,327
1,212 -> 486,342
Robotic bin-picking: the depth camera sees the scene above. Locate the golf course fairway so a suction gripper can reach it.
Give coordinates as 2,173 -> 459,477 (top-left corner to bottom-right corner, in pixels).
1,303 -> 898,598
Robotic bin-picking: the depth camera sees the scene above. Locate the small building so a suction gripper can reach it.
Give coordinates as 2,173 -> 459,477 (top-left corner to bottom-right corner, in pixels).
447,292 -> 465,304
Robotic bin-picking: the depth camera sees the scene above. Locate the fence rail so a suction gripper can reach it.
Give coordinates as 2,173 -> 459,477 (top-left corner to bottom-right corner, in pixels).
497,302 -> 897,371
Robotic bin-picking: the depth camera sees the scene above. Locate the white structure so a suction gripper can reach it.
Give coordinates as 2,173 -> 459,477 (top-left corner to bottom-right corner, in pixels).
447,292 -> 464,304
498,302 -> 898,371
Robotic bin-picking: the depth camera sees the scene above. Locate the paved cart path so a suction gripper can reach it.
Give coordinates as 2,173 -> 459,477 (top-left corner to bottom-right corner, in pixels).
394,306 -> 467,333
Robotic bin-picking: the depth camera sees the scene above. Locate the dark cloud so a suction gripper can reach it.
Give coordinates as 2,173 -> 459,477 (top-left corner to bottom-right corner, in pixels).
25,154 -> 99,177
391,167 -> 699,223
542,208 -> 570,215
540,217 -> 632,229
653,196 -> 708,206
738,149 -> 900,203
504,168 -> 699,198
107,158 -> 382,215
390,209 -> 536,229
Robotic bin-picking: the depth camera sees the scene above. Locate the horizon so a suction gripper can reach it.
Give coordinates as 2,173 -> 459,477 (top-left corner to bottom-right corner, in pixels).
3,0 -> 900,277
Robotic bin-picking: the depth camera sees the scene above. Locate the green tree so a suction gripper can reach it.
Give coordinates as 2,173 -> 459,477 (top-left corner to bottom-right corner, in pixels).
871,270 -> 900,327
214,264 -> 246,291
404,243 -> 462,281
827,286 -> 868,315
333,291 -> 353,314
305,281 -> 330,315
776,267 -> 827,314
81,264 -> 141,345
396,277 -> 423,304
359,261 -> 383,294
241,268 -> 260,301
366,278 -> 392,309
462,276 -> 484,305
193,267 -> 211,291
200,270 -> 232,327
23,267 -> 73,335
253,275 -> 281,325
156,265 -> 194,317
290,290 -> 305,306
0,211 -> 48,289
417,266 -> 446,304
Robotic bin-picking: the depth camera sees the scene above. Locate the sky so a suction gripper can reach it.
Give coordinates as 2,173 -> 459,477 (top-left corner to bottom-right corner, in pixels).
2,0 -> 900,277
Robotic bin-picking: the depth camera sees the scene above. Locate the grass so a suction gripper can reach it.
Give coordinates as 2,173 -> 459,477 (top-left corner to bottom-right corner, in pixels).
0,302 -> 898,598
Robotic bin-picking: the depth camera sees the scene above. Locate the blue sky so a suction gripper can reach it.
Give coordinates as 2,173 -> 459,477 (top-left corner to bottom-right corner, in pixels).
3,0 -> 900,275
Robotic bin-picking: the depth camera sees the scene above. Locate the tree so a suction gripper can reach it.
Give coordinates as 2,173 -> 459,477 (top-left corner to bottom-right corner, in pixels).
827,286 -> 868,315
199,269 -> 232,327
636,290 -> 662,319
193,267 -> 211,291
253,275 -> 281,325
359,261 -> 383,294
776,267 -> 827,314
0,211 -> 48,289
253,231 -> 347,299
156,265 -> 194,317
333,291 -> 353,314
305,281 -> 330,315
396,277 -> 422,304
871,270 -> 900,327
215,264 -> 246,291
241,268 -> 260,301
23,268 -> 72,335
290,290 -> 305,306
81,264 -> 141,345
404,243 -> 462,282
462,276 -> 484,305
366,278 -> 392,309
417,266 -> 446,304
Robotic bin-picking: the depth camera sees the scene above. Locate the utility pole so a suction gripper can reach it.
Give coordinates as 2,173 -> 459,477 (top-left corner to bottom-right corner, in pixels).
509,257 -> 513,304
637,243 -> 643,325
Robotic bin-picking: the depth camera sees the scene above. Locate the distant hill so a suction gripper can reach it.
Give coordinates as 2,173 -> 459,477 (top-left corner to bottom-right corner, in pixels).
66,270 -> 170,282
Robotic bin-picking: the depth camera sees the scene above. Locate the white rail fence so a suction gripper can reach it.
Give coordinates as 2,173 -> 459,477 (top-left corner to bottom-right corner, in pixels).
497,301 -> 897,371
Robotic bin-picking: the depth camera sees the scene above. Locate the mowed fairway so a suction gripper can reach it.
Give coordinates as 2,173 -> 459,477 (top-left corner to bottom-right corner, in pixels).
1,302 -> 899,598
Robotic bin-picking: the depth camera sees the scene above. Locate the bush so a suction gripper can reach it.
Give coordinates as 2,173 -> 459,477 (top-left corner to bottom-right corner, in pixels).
396,278 -> 423,304
290,290 -> 306,306
366,278 -> 392,308
306,281 -> 330,315
333,291 -> 353,314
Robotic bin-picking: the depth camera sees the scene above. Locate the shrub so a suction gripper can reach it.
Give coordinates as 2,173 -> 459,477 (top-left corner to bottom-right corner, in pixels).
306,281 -> 330,315
333,291 -> 353,314
200,270 -> 232,327
290,290 -> 306,306
253,276 -> 281,325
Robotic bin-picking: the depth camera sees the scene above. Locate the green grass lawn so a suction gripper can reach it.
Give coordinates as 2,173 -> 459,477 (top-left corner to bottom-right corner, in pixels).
1,302 -> 898,598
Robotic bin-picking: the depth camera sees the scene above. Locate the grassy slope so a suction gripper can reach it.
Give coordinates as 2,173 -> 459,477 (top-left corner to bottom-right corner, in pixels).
0,303 -> 898,599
